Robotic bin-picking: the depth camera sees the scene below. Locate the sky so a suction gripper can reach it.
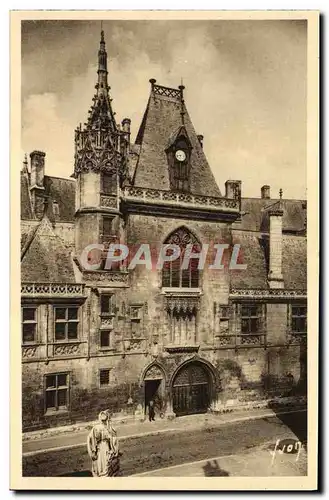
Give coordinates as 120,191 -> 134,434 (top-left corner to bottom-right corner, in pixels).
21,19 -> 307,199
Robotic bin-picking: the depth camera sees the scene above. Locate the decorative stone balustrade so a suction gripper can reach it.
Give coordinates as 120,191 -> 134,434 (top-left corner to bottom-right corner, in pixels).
230,288 -> 307,300
214,333 -> 266,348
287,332 -> 307,345
82,270 -> 129,286
122,186 -> 239,212
100,194 -> 118,209
21,283 -> 85,297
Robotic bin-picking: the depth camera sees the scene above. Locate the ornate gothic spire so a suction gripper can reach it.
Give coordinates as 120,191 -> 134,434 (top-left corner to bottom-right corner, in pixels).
73,30 -> 125,179
86,30 -> 117,131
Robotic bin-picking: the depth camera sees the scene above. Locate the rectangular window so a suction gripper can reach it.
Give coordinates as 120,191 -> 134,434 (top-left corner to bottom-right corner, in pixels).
45,373 -> 69,412
54,306 -> 79,341
22,307 -> 37,344
241,304 -> 262,334
219,305 -> 230,335
102,172 -> 117,195
172,164 -> 189,192
102,216 -> 113,243
99,369 -> 111,387
291,305 -> 307,333
100,330 -> 111,348
100,294 -> 114,316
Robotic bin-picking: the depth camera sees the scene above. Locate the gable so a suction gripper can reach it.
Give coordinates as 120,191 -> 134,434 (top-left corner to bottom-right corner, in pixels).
21,216 -> 76,283
133,85 -> 222,198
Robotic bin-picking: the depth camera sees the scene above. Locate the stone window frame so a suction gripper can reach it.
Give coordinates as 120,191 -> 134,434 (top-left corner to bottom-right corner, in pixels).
162,227 -> 200,289
21,305 -> 38,345
99,368 -> 112,388
53,304 -> 81,343
99,330 -> 113,349
233,302 -> 267,337
101,215 -> 113,243
101,171 -> 117,196
100,293 -> 115,317
240,303 -> 265,334
99,293 -> 116,351
288,303 -> 307,334
44,372 -> 70,415
218,304 -> 231,335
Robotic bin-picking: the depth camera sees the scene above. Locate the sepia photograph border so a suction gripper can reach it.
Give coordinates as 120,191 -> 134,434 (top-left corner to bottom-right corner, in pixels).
10,9 -> 319,491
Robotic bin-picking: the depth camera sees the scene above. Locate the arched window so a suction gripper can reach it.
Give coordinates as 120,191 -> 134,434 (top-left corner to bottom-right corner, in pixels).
162,227 -> 200,288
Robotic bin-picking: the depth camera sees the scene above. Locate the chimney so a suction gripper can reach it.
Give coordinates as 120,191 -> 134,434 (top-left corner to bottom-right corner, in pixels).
30,151 -> 45,190
197,135 -> 204,148
121,118 -> 131,156
267,190 -> 284,289
225,180 -> 241,199
261,185 -> 270,199
122,118 -> 131,136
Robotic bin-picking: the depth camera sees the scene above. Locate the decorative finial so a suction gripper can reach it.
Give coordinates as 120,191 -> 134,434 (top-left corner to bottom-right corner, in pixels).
22,153 -> 28,172
100,20 -> 104,41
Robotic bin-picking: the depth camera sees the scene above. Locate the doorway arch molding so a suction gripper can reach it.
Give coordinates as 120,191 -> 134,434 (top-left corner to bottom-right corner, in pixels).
169,356 -> 218,416
139,360 -> 167,387
169,355 -> 219,389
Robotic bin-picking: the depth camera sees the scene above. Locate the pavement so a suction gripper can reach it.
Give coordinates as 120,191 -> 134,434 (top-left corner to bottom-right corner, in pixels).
131,441 -> 308,477
23,408 -> 307,477
23,405 -> 307,457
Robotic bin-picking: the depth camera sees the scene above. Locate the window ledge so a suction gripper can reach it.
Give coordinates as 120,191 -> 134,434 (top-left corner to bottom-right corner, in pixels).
164,344 -> 200,354
53,340 -> 80,344
161,287 -> 202,296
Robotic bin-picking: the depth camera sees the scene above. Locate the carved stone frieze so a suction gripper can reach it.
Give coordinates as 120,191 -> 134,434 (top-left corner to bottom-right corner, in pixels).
144,364 -> 164,380
164,345 -> 200,354
22,346 -> 38,358
53,343 -> 80,356
100,195 -> 118,208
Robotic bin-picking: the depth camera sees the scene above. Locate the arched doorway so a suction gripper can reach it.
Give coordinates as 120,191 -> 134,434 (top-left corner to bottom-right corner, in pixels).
172,361 -> 211,416
143,364 -> 165,416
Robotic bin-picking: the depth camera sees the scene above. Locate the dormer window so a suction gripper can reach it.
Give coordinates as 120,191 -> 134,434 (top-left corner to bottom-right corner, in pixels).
166,127 -> 192,193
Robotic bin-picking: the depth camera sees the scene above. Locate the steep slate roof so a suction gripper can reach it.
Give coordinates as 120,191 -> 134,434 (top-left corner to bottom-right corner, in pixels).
239,198 -> 306,233
133,85 -> 222,197
21,216 -> 76,283
230,231 -> 268,289
20,172 -> 33,219
231,230 -> 307,290
282,235 -> 307,289
20,173 -> 76,222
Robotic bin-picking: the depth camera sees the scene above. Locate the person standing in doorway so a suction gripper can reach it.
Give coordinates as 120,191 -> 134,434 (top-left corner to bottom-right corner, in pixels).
148,400 -> 155,422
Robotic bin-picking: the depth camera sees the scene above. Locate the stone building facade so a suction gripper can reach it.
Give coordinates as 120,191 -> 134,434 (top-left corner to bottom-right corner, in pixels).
20,32 -> 307,431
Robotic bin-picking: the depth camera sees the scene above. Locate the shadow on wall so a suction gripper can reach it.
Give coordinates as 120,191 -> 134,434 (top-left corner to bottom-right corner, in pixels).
202,460 -> 230,477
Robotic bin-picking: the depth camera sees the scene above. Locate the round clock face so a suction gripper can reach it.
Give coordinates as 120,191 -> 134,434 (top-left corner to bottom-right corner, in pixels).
175,150 -> 186,162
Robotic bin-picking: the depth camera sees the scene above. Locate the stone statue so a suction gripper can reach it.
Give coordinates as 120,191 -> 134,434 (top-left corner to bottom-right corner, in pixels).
87,409 -> 121,477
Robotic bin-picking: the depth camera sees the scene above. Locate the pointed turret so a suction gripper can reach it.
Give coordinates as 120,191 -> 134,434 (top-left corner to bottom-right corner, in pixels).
86,30 -> 117,131
73,30 -> 123,179
73,30 -> 128,262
